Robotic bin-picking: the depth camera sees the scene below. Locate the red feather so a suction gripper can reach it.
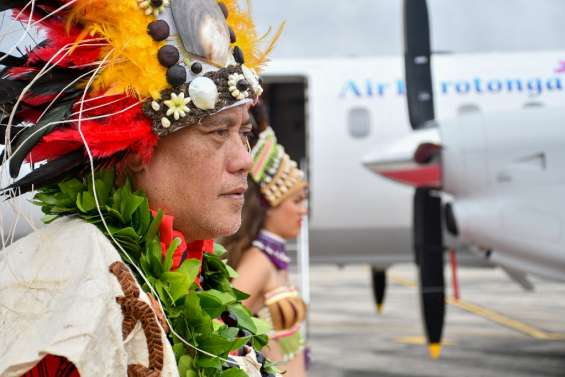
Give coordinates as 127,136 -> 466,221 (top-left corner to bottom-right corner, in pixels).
27,140 -> 81,162
29,95 -> 157,163
22,93 -> 59,106
17,107 -> 43,124
14,8 -> 101,68
6,67 -> 38,79
10,3 -> 155,169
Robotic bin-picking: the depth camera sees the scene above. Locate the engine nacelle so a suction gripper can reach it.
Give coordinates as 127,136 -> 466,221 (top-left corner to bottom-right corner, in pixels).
441,107 -> 565,281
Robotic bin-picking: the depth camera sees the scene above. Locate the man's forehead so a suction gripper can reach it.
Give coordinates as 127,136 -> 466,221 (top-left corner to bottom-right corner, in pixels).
202,105 -> 251,127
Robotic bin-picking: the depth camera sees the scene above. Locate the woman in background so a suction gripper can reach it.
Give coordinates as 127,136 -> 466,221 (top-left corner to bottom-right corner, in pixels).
222,126 -> 309,377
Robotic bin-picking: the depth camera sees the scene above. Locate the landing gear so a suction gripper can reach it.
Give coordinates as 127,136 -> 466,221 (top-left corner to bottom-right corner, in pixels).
370,266 -> 387,314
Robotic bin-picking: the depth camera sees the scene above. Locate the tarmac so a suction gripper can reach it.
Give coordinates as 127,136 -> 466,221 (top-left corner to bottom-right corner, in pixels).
299,264 -> 565,377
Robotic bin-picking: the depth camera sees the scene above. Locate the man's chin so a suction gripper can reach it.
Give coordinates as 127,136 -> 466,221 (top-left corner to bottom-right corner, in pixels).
210,208 -> 243,238
194,201 -> 243,239
214,217 -> 242,238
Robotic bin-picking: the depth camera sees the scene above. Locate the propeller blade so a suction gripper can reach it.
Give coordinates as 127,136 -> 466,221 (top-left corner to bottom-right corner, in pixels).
370,266 -> 387,314
414,187 -> 445,358
403,0 -> 446,358
403,0 -> 435,130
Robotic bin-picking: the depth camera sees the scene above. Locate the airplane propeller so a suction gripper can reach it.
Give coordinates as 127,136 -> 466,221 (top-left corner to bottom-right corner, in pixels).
403,0 -> 445,358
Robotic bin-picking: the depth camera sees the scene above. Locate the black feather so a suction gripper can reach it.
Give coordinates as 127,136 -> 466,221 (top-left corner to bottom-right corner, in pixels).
0,79 -> 26,105
1,149 -> 85,198
0,53 -> 27,66
0,1 -> 59,15
1,68 -> 86,107
26,83 -> 82,106
0,124 -> 26,145
0,0 -> 26,12
0,110 -> 23,133
33,68 -> 89,87
9,97 -> 75,178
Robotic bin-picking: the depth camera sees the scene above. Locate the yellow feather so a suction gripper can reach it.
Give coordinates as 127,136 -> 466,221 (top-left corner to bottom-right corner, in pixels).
67,0 -> 167,99
222,0 -> 284,72
63,0 -> 278,98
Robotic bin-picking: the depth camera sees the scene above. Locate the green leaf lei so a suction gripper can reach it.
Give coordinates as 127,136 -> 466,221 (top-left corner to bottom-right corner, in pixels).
33,169 -> 277,377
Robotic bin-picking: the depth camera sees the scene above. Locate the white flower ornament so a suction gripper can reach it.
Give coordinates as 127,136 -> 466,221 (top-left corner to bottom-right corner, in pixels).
164,92 -> 190,120
137,0 -> 170,16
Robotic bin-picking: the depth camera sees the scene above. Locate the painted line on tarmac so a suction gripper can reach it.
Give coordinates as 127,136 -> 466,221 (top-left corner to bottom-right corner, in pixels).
446,299 -> 565,340
391,275 -> 565,341
394,336 -> 455,346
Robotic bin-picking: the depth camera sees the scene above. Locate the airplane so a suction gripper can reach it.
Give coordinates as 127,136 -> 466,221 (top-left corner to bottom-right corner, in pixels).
363,0 -> 565,358
258,47 -> 565,307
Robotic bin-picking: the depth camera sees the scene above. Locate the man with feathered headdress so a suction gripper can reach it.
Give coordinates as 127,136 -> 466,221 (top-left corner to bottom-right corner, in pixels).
0,1 -> 282,376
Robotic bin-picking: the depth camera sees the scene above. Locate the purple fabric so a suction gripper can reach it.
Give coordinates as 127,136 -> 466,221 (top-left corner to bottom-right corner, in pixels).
252,230 -> 290,270
304,346 -> 312,370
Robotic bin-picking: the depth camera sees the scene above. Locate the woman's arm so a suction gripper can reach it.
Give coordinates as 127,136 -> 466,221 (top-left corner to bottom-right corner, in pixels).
231,247 -> 273,312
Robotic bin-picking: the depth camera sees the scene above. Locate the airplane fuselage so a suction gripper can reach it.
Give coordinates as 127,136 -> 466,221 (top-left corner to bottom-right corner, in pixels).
264,51 -> 565,266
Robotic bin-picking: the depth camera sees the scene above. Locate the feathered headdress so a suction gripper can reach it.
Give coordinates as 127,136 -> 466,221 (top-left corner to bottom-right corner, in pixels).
0,0 -> 282,197
251,127 -> 306,207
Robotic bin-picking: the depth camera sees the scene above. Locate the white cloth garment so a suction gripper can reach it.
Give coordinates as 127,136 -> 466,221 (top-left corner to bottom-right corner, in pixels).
0,217 -> 179,377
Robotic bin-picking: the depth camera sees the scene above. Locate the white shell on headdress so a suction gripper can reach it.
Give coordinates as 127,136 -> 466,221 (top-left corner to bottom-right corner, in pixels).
161,117 -> 171,128
189,76 -> 219,110
171,0 -> 230,66
242,64 -> 262,95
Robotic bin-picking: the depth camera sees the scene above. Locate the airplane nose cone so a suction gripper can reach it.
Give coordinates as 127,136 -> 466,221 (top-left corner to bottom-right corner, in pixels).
362,127 -> 442,188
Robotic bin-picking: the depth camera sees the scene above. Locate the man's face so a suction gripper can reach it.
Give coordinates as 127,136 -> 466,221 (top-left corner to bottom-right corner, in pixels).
133,104 -> 253,241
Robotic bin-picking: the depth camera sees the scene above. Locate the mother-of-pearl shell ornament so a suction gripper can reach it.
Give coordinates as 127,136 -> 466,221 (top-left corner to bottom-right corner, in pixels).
189,76 -> 219,110
171,0 -> 230,66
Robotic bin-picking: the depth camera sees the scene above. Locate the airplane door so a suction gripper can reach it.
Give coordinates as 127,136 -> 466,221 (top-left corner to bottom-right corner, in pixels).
260,76 -> 308,171
259,76 -> 308,260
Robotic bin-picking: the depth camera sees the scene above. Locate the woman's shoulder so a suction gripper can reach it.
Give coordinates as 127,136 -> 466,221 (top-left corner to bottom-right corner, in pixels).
239,245 -> 275,271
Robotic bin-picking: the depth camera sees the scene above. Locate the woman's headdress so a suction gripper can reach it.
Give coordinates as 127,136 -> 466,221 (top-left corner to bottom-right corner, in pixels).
0,0 -> 282,197
250,127 -> 306,207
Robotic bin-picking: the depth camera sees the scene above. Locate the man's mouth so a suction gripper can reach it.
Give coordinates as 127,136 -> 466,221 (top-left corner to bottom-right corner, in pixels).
220,185 -> 247,199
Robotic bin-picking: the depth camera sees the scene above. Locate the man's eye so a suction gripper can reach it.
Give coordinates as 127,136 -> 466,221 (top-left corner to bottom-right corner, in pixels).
241,130 -> 255,143
214,129 -> 229,138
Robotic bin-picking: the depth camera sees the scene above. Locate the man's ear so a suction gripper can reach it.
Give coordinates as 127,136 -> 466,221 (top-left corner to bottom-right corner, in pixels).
124,152 -> 146,174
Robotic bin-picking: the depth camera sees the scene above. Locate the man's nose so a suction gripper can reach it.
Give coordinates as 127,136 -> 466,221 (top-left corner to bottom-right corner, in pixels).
227,134 -> 253,174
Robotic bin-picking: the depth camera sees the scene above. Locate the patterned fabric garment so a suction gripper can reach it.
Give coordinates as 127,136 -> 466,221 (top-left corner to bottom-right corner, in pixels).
251,230 -> 290,270
20,355 -> 79,377
1,218 -> 180,377
9,216 -> 216,377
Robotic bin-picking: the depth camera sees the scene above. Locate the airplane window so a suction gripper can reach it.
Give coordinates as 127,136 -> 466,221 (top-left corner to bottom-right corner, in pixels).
457,104 -> 481,115
347,107 -> 371,139
523,101 -> 545,108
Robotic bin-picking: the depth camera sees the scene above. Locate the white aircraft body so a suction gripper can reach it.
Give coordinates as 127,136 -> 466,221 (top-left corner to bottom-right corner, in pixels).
262,50 -> 565,266
442,106 -> 565,282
